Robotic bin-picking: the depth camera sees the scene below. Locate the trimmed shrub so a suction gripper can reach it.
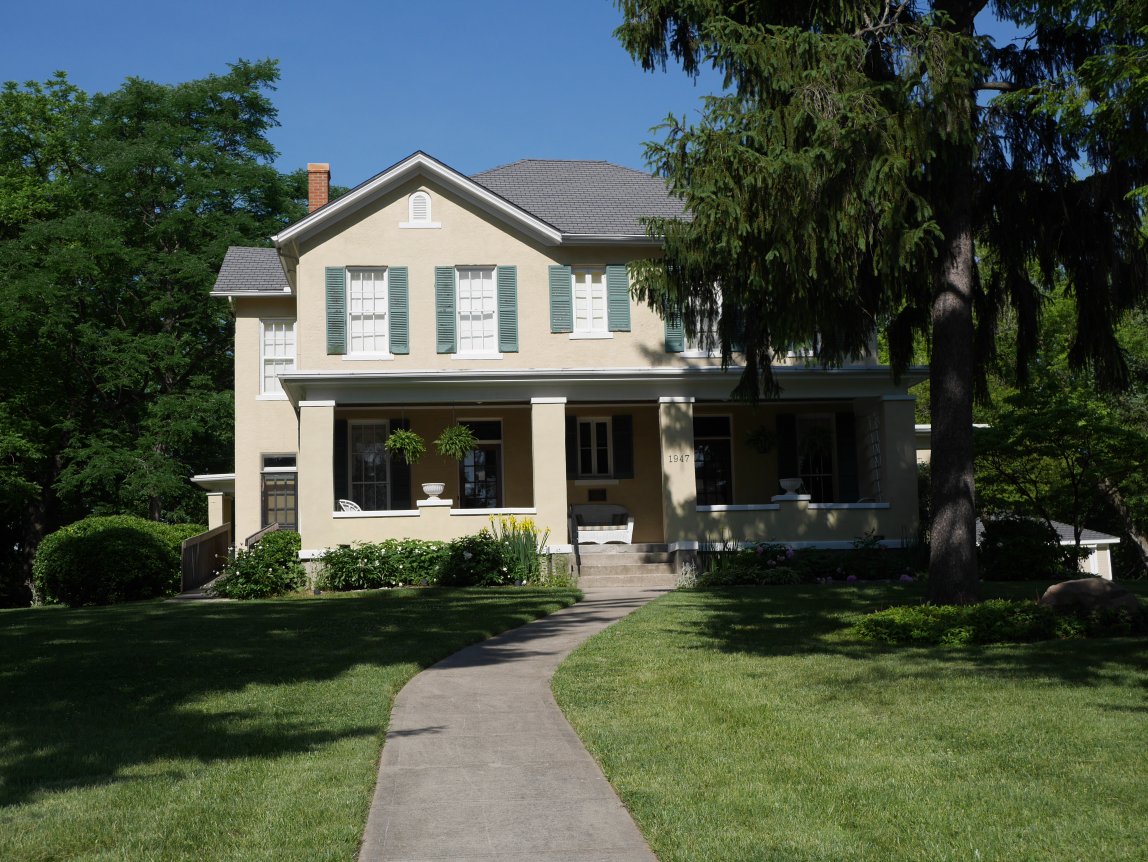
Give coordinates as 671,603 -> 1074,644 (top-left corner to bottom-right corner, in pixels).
695,543 -> 803,586
212,530 -> 304,599
33,515 -> 203,607
440,530 -> 518,586
319,539 -> 448,590
979,517 -> 1081,581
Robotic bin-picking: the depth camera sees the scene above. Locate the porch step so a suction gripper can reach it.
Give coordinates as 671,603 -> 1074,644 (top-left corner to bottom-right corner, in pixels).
578,570 -> 679,588
577,543 -> 669,555
578,551 -> 670,567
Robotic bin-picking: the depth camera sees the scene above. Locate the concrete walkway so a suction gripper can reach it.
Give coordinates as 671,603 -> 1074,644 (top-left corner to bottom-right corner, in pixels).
357,586 -> 670,862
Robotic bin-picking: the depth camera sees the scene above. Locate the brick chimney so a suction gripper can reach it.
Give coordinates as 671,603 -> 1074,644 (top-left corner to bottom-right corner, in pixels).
307,163 -> 330,213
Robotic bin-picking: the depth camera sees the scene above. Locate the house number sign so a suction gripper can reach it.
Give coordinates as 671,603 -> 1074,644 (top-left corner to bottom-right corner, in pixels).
667,454 -> 691,463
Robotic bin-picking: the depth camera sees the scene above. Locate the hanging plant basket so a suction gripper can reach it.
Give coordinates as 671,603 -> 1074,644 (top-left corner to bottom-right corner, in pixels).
384,428 -> 426,466
745,425 -> 778,455
434,423 -> 479,461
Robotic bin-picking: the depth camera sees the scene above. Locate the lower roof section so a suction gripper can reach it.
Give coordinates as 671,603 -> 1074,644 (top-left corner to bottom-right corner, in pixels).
279,364 -> 926,407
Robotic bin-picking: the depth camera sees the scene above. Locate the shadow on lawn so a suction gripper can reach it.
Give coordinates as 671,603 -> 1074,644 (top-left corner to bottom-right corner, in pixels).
0,589 -> 574,807
669,584 -> 1148,694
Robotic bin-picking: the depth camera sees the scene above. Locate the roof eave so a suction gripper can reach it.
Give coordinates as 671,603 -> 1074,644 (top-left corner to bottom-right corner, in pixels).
560,234 -> 663,246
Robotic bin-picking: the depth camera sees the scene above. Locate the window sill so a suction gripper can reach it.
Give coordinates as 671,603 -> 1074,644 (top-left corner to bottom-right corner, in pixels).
256,393 -> 289,401
569,332 -> 613,340
450,507 -> 537,517
681,349 -> 721,358
574,478 -> 619,486
333,509 -> 419,518
697,503 -> 780,512
343,353 -> 395,361
452,352 -> 504,360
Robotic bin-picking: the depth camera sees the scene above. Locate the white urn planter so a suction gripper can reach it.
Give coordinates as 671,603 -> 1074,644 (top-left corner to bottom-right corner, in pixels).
779,477 -> 803,495
421,482 -> 446,501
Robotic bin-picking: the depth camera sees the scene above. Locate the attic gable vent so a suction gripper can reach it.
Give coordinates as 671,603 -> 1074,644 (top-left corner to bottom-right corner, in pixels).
401,191 -> 440,229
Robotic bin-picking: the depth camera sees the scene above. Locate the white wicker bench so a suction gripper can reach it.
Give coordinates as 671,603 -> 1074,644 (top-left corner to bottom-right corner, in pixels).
570,504 -> 634,545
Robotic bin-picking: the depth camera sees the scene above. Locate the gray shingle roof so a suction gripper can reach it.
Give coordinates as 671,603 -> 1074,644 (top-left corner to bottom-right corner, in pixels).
976,518 -> 1118,545
211,247 -> 289,296
471,159 -> 685,237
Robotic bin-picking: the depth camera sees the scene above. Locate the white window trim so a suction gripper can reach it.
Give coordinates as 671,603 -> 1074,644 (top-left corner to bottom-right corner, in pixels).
400,190 -> 441,228
571,266 -> 609,337
576,416 -> 613,478
259,318 -> 296,400
346,267 -> 390,357
455,265 -> 500,358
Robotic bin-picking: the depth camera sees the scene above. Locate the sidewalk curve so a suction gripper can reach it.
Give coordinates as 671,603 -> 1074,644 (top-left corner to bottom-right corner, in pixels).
358,586 -> 669,862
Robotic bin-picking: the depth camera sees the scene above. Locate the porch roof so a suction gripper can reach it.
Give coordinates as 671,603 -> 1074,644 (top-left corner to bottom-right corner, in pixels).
279,365 -> 927,407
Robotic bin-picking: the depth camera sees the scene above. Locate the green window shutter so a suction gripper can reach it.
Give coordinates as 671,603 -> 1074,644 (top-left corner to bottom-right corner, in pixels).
549,265 -> 572,333
325,266 -> 346,355
606,264 -> 631,332
497,266 -> 518,352
389,418 -> 413,509
612,414 -> 634,479
388,266 -> 409,355
777,413 -> 798,479
435,266 -> 456,354
664,307 -> 684,353
835,411 -> 859,503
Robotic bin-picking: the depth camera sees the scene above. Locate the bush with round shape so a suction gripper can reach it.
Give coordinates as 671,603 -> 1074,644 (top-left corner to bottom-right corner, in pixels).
212,530 -> 304,599
33,515 -> 203,607
440,531 -> 516,586
978,517 -> 1079,581
320,539 -> 447,590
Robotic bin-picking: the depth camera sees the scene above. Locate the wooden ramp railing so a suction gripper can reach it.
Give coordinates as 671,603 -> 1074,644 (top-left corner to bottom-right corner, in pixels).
181,524 -> 231,592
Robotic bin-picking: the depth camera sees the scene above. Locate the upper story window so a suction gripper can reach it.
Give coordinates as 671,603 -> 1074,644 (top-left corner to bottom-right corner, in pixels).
400,190 -> 440,228
684,286 -> 723,356
348,268 -> 388,355
260,319 -> 296,397
572,267 -> 607,335
457,266 -> 498,355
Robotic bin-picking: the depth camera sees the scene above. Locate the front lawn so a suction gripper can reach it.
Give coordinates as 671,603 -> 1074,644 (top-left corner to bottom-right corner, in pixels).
0,588 -> 579,861
552,583 -> 1148,862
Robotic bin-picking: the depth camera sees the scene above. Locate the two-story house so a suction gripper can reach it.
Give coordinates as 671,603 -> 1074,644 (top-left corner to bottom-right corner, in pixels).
195,151 -> 921,568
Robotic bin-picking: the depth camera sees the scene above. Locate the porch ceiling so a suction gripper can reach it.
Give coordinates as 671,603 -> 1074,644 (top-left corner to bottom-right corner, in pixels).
280,365 -> 926,407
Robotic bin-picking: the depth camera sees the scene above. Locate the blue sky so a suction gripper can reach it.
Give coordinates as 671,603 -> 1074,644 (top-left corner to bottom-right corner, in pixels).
3,0 -> 725,186
5,2 -> 1017,188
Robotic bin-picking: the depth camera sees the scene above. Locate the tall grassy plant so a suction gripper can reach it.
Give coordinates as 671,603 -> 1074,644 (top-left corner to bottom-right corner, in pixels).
488,515 -> 550,583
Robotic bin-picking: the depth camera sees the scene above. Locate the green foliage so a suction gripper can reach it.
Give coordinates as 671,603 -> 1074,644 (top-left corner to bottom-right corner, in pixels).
212,531 -> 304,600
695,536 -> 914,587
854,597 -> 1147,646
319,540 -> 448,590
433,423 -> 479,461
32,515 -> 201,606
978,517 -> 1079,581
487,515 -> 551,584
0,62 -> 305,602
384,428 -> 426,466
439,531 -> 518,587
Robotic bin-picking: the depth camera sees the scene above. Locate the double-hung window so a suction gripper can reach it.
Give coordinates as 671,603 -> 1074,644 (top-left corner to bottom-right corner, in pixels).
694,416 -> 733,505
348,268 -> 388,355
260,320 -> 296,397
797,414 -> 836,502
261,455 -> 297,530
572,267 -> 608,335
577,418 -> 612,477
457,267 -> 498,355
349,421 -> 390,510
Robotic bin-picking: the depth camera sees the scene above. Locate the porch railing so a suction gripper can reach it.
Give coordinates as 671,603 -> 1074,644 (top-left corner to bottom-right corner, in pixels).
243,522 -> 281,547
180,524 -> 231,592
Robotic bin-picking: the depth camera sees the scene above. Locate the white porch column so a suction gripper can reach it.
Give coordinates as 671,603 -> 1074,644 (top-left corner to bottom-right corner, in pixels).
659,397 -> 698,545
531,397 -> 570,548
298,400 -> 336,551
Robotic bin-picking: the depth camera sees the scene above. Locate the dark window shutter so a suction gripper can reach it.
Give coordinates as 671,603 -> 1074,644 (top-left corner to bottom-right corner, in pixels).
606,264 -> 630,332
835,411 -> 859,503
664,307 -> 684,353
612,414 -> 634,479
776,413 -> 797,480
435,266 -> 456,353
333,418 -> 349,503
565,415 -> 577,479
497,266 -> 518,352
325,267 -> 346,355
388,266 -> 409,354
549,265 -> 572,333
389,418 -> 412,509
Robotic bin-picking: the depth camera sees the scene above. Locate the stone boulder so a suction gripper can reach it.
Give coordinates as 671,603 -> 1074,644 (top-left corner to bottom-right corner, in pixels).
1039,578 -> 1140,614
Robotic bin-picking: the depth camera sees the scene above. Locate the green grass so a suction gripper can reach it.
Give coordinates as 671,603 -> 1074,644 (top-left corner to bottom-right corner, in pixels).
553,582 -> 1148,862
0,587 -> 579,861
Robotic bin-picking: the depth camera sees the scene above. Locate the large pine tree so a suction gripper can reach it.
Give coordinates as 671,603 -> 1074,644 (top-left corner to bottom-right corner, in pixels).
615,0 -> 1148,603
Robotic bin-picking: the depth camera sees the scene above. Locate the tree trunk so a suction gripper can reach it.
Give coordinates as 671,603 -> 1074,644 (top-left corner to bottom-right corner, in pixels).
928,177 -> 980,604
